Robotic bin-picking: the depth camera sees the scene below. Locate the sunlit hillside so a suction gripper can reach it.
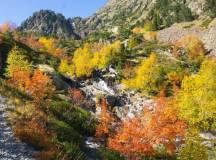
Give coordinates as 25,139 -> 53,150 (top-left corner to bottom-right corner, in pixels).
0,0 -> 215,160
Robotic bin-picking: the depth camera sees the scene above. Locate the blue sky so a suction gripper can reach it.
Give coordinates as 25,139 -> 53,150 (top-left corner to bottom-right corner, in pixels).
0,0 -> 107,25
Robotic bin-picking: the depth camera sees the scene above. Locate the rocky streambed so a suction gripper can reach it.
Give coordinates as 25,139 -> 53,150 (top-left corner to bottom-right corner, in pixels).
78,68 -> 155,120
0,96 -> 36,160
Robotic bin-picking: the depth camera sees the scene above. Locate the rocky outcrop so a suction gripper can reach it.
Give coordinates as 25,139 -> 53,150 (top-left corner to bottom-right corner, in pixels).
19,10 -> 79,39
78,67 -> 155,120
0,96 -> 36,160
157,18 -> 216,56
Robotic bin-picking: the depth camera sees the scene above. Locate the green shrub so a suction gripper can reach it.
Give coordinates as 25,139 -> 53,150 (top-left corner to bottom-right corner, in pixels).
50,100 -> 97,136
98,148 -> 125,160
48,118 -> 83,144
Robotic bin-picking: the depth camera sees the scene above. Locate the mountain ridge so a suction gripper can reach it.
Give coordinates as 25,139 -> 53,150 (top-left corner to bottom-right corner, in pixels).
19,0 -> 212,38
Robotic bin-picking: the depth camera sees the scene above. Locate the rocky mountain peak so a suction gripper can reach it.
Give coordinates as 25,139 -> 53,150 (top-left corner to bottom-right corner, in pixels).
19,10 -> 79,39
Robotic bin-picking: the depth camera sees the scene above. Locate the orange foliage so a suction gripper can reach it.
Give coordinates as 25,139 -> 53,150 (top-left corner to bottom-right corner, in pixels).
175,35 -> 205,60
108,94 -> 186,159
144,31 -> 157,41
14,119 -> 54,150
0,22 -> 15,33
8,68 -> 31,92
25,34 -> 43,51
9,68 -> 55,102
132,27 -> 144,34
96,98 -> 114,138
25,69 -> 55,102
53,47 -> 66,58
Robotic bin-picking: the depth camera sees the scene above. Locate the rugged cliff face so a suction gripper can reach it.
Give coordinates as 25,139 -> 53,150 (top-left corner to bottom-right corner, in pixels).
18,10 -> 80,39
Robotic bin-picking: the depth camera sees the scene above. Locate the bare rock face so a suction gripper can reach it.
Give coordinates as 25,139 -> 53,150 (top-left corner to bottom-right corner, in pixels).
157,18 -> 216,56
19,10 -> 80,39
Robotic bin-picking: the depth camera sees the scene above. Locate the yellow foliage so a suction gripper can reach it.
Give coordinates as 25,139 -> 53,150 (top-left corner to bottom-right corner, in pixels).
123,53 -> 160,93
143,22 -> 153,32
178,58 -> 216,130
132,27 -> 144,34
72,43 -> 94,77
58,41 -> 122,77
92,41 -> 121,69
58,59 -> 71,75
6,46 -> 32,78
39,37 -> 56,53
178,129 -> 208,160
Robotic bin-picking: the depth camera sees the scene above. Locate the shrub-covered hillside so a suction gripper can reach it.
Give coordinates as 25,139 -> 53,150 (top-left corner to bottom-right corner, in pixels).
0,0 -> 216,160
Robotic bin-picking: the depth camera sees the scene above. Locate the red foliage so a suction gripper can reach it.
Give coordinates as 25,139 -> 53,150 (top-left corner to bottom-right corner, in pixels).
108,94 -> 186,159
96,98 -> 114,138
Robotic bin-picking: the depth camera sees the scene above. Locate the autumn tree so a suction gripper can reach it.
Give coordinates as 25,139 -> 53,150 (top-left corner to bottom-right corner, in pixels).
6,47 -> 54,101
175,35 -> 205,65
178,129 -> 208,160
72,43 -> 94,77
39,37 -> 65,58
123,53 -> 160,94
25,34 -> 43,51
39,37 -> 56,53
60,41 -> 122,78
96,98 -> 114,139
108,95 -> 186,159
58,59 -> 72,76
92,41 -> 121,69
6,46 -> 32,78
6,47 -> 32,92
178,58 -> 216,130
25,69 -> 55,102
0,22 -> 15,33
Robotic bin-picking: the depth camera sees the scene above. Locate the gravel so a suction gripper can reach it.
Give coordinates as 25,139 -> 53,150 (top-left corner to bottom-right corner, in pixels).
0,96 -> 36,160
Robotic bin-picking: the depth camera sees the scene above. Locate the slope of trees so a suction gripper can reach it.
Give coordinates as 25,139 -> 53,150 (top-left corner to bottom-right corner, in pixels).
178,58 -> 216,130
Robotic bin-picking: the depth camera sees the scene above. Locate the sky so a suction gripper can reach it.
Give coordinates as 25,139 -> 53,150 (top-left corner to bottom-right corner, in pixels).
0,0 -> 107,25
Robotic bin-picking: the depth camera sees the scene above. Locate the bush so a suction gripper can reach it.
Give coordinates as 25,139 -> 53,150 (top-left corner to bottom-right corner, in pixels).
14,120 -> 54,150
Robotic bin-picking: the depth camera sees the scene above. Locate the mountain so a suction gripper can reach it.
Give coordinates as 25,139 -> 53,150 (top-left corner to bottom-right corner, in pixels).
18,10 -> 80,39
19,0 -> 212,38
73,0 -> 209,37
